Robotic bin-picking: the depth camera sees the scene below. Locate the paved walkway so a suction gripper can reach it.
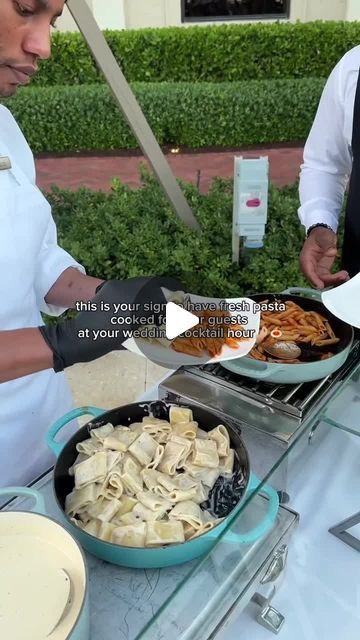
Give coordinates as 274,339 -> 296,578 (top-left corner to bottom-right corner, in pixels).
35,146 -> 303,192
65,352 -> 171,419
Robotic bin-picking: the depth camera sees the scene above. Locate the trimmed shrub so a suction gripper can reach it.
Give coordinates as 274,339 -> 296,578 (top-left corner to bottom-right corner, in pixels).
5,78 -> 325,152
32,22 -> 360,86
46,172 -> 344,299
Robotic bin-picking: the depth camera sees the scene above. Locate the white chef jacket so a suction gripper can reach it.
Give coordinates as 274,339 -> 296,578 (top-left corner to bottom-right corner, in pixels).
298,45 -> 360,233
0,105 -> 85,489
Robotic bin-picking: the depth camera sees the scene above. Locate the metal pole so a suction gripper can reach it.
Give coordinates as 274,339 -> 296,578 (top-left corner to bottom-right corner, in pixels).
232,157 -> 240,264
67,0 -> 200,232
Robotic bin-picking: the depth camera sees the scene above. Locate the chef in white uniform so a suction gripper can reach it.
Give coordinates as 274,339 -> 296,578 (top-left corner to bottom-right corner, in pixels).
0,0 -> 180,488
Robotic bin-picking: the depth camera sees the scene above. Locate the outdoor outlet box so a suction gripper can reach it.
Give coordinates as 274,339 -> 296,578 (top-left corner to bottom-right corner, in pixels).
232,156 -> 269,264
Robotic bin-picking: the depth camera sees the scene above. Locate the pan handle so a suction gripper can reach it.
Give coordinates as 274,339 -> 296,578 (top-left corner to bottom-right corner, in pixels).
281,287 -> 322,301
46,406 -> 106,457
0,487 -> 46,515
208,474 -> 279,545
223,359 -> 286,379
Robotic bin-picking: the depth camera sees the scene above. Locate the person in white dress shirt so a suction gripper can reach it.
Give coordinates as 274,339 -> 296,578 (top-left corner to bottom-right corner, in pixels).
298,46 -> 360,288
0,0 -> 180,488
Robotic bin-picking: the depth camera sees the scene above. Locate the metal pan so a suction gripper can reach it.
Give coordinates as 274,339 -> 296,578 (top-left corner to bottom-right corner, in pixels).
221,288 -> 354,384
47,401 -> 279,569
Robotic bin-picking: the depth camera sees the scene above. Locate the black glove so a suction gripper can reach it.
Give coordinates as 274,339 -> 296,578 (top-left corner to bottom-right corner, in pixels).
39,276 -> 183,372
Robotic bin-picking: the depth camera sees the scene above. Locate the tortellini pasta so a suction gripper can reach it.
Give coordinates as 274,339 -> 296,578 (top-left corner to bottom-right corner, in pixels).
65,408 -> 236,548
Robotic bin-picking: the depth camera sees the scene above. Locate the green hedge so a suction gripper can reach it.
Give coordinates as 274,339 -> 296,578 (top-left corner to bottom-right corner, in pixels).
6,78 -> 325,152
33,22 -> 360,86
46,173 -> 344,299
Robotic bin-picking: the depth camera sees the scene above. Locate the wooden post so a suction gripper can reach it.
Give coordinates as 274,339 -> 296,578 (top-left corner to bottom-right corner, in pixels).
66,0 -> 200,232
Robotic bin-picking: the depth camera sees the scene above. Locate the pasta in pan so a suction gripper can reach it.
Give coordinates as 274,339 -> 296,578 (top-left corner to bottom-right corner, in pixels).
65,408 -> 238,548
74,452 -> 108,490
250,300 -> 340,364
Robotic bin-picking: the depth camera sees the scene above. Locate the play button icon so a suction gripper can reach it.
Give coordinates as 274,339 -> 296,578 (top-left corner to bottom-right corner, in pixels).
165,302 -> 199,340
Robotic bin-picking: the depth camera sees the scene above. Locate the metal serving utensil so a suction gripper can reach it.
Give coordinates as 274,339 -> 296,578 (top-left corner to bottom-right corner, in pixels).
263,341 -> 301,360
47,569 -> 73,637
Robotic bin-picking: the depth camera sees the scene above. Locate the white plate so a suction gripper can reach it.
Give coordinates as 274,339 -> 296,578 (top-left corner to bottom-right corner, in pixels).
123,294 -> 260,367
321,274 -> 360,329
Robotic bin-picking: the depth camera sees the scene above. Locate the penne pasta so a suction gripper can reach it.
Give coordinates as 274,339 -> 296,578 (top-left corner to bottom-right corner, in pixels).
313,337 -> 340,346
249,300 -> 340,365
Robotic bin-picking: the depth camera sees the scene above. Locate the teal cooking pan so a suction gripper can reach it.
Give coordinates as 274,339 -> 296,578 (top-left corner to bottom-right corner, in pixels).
221,287 -> 354,384
47,402 -> 279,569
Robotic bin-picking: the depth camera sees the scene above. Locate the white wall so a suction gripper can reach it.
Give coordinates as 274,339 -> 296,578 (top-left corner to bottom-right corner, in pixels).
124,0 -> 348,29
55,2 -> 86,32
123,0 -> 348,29
346,0 -> 360,20
57,0 -> 355,32
93,0 -> 126,30
123,0 -> 166,29
57,0 -> 125,32
304,0 -> 346,21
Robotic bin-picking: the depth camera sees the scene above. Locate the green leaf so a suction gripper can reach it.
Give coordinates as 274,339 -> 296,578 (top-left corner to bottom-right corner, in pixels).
2,78 -> 325,152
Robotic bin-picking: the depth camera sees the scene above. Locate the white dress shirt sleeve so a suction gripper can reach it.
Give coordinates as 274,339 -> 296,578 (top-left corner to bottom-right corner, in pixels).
35,214 -> 86,317
298,55 -> 354,233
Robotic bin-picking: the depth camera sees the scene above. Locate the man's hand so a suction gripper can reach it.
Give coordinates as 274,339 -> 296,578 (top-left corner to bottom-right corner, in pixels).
299,227 -> 349,289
